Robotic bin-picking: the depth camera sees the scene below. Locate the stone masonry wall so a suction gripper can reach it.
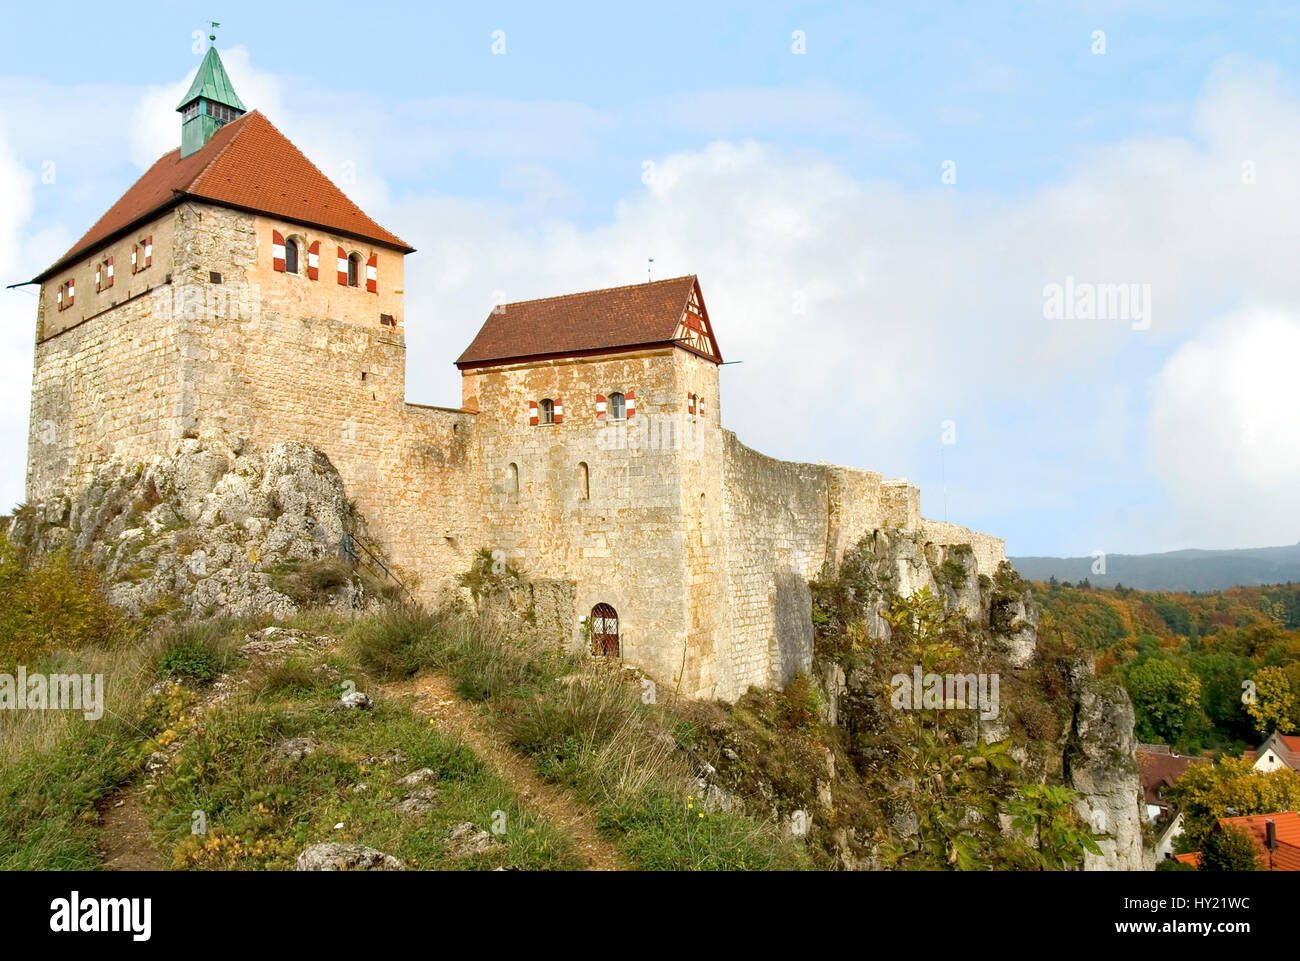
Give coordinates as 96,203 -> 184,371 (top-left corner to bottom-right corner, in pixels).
464,349 -> 699,691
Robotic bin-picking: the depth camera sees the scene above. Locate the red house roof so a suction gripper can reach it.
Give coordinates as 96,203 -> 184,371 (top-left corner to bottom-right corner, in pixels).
35,110 -> 411,282
455,275 -> 722,369
1217,811 -> 1300,871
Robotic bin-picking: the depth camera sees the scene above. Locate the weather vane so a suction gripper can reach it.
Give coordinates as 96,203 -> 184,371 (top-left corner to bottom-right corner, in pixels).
209,21 -> 221,44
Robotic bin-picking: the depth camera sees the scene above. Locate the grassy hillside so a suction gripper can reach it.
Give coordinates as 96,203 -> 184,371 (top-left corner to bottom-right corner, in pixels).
0,540 -> 809,871
1032,579 -> 1300,755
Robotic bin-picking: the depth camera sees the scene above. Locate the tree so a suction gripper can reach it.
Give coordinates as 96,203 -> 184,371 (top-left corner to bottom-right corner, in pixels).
1126,658 -> 1201,744
1199,826 -> 1261,871
1245,665 -> 1297,735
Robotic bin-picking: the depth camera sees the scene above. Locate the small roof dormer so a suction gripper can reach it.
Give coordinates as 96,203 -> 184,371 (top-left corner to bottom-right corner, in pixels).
178,44 -> 246,158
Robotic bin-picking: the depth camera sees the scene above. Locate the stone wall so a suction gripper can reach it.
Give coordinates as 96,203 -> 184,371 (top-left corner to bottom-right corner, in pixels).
28,274 -> 185,501
27,197 -> 1011,705
920,519 -> 1006,578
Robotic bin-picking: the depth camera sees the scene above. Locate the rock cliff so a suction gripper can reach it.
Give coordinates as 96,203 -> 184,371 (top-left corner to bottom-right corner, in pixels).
686,529 -> 1152,870
7,431 -> 400,619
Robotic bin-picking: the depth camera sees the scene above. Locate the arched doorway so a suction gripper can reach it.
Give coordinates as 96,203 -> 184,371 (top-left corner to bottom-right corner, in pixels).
590,603 -> 619,657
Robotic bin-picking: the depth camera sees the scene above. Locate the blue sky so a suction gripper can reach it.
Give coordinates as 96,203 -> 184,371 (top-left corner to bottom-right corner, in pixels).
2,1 -> 1299,556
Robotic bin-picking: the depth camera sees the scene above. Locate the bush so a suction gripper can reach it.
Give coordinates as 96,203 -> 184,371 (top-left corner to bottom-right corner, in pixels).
0,542 -> 126,667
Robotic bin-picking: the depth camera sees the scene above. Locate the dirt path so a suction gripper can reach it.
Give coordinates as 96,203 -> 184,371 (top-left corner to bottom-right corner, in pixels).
382,675 -> 623,871
97,787 -> 166,871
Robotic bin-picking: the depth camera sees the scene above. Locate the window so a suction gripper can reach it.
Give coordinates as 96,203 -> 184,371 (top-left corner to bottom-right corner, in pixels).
181,102 -> 199,122
348,253 -> 362,287
56,277 -> 74,310
380,313 -> 396,327
578,462 -> 589,500
285,239 -> 300,274
132,235 -> 152,273
608,392 -> 625,419
508,463 -> 519,501
206,101 -> 239,124
539,399 -> 555,425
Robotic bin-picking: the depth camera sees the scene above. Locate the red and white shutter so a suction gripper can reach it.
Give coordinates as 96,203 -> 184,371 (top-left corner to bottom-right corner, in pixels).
625,390 -> 635,418
105,256 -> 113,288
595,394 -> 606,420
272,230 -> 286,272
307,241 -> 320,280
131,248 -> 138,273
528,401 -> 538,426
366,254 -> 378,293
687,393 -> 696,414
95,264 -> 102,292
66,278 -> 74,306
553,398 -> 563,425
337,246 -> 347,285
144,236 -> 153,268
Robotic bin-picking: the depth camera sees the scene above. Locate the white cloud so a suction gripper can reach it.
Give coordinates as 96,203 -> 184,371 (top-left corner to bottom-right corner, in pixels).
1147,311 -> 1300,548
0,117 -> 37,511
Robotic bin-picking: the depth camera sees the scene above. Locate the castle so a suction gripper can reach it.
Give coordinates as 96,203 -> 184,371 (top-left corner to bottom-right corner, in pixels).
24,47 -> 1005,700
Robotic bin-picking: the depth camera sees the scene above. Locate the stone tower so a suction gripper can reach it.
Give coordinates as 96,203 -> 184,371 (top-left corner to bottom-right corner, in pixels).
25,45 -> 478,597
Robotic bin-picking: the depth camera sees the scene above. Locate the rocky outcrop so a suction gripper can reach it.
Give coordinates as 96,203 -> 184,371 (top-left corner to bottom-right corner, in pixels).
1063,657 -> 1151,870
7,430 -> 400,619
688,528 -> 1151,871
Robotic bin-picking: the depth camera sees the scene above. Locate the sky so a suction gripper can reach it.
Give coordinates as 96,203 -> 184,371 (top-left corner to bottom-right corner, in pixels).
1,1 -> 1298,557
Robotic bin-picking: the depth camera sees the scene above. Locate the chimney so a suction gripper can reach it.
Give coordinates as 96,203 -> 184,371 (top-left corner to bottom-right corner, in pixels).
1265,819 -> 1277,851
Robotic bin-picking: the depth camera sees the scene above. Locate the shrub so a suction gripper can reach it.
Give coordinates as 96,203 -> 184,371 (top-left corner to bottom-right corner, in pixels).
0,542 -> 126,667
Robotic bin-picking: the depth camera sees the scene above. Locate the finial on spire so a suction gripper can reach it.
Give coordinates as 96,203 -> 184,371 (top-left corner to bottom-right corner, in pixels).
209,21 -> 221,44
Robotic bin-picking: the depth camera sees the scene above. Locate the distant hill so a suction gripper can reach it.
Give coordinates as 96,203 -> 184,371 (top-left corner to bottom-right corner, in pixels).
1010,543 -> 1300,592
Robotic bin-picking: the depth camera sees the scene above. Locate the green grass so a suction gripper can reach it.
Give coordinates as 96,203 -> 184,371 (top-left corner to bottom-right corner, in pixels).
151,688 -> 582,870
351,605 -> 814,870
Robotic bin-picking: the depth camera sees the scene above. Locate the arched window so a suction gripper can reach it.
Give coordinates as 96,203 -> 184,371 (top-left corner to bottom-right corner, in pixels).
508,462 -> 519,501
285,238 -> 300,274
348,253 -> 362,287
539,399 -> 555,425
608,391 -> 625,419
578,462 -> 589,500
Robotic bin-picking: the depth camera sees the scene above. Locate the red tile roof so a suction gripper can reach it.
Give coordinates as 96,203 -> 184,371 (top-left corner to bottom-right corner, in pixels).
1173,851 -> 1201,867
35,110 -> 410,282
1218,811 -> 1300,871
456,275 -> 720,368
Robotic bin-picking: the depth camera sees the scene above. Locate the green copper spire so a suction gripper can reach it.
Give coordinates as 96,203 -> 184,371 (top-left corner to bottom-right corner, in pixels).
177,44 -> 246,158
